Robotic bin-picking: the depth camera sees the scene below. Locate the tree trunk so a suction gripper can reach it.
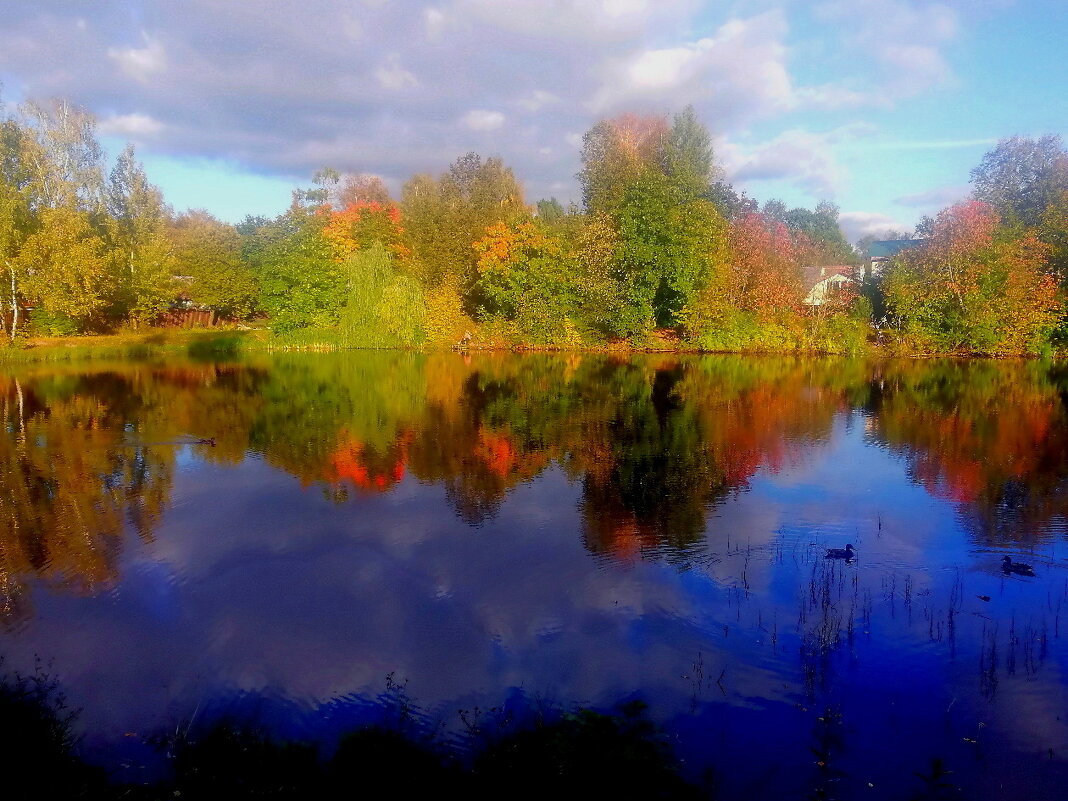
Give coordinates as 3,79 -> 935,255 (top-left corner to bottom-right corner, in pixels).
9,267 -> 18,343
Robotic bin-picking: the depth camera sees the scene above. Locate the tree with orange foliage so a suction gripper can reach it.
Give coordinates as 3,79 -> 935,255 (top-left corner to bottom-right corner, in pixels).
728,212 -> 805,317
320,200 -> 411,266
885,201 -> 1062,353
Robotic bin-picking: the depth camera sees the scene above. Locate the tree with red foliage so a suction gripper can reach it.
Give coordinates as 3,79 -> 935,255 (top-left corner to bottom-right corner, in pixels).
884,201 -> 1062,353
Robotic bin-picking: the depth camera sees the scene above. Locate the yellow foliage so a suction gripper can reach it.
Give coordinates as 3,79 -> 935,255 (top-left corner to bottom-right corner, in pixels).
423,283 -> 477,346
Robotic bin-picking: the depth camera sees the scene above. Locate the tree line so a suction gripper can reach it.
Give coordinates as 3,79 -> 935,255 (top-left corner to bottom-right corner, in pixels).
1,98 -> 1066,354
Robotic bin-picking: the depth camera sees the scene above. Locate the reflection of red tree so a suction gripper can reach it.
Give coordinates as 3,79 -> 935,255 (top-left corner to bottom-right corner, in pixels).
327,430 -> 410,492
900,401 -> 1059,506
475,431 -> 517,478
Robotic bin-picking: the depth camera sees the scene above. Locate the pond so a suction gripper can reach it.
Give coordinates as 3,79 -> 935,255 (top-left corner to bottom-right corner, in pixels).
1,352 -> 1066,798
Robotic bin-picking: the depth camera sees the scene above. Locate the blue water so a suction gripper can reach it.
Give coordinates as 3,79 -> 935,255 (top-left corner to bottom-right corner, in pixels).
0,353 -> 1065,798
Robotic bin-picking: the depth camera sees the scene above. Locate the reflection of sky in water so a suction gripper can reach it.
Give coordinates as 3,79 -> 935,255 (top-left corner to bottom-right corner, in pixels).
2,359 -> 1067,799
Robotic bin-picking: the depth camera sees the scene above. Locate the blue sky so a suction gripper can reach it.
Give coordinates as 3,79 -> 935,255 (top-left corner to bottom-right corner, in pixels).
0,0 -> 1064,241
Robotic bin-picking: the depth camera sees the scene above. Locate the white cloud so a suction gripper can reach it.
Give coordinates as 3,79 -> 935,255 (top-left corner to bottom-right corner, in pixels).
375,55 -> 418,90
590,12 -> 794,122
98,112 -> 165,138
795,84 -> 884,110
460,109 -> 505,131
424,7 -> 446,37
814,0 -> 960,97
456,0 -> 694,41
722,128 -> 851,198
516,90 -> 559,112
839,211 -> 911,244
0,0 -> 1005,210
107,33 -> 166,82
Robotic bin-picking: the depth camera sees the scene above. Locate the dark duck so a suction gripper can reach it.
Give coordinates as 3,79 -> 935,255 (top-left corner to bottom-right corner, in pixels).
825,544 -> 855,560
1002,556 -> 1035,576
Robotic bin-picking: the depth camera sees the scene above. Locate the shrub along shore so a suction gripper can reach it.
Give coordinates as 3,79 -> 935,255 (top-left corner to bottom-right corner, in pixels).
1,325 -> 1063,366
2,98 -> 1067,358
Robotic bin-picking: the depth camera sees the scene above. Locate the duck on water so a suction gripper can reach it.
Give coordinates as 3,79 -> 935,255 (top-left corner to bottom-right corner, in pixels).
826,544 -> 855,561
1002,556 -> 1035,576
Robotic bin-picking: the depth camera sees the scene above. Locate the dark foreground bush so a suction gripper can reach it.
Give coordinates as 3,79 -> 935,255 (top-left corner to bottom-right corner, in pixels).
0,671 -> 700,800
473,702 -> 703,800
0,663 -> 106,800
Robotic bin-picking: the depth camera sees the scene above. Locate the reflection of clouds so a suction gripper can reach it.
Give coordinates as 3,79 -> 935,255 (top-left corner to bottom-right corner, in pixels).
2,357 -> 1068,793
8,459 -> 792,742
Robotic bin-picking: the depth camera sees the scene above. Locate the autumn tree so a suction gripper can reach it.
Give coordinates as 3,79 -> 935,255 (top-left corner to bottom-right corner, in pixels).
335,173 -> 392,207
16,206 -> 108,329
728,212 -> 805,317
473,220 -> 578,342
578,113 -> 669,215
320,199 -> 410,266
20,98 -> 105,213
884,201 -> 1062,353
0,110 -> 37,340
401,152 -> 526,306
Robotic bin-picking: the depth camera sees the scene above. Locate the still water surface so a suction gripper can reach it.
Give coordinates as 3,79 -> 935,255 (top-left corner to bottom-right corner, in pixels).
1,352 -> 1067,797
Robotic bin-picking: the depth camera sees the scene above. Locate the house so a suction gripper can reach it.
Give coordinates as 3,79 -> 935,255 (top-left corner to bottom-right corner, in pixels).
804,266 -> 856,306
869,239 -> 923,276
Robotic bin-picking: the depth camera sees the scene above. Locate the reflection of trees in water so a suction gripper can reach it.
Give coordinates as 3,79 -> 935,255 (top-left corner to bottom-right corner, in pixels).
867,360 -> 1068,543
579,358 -> 847,558
0,365 -> 265,621
6,353 -> 1068,606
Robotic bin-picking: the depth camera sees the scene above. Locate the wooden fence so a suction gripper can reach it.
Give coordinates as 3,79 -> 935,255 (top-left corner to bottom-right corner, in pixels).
155,309 -> 219,328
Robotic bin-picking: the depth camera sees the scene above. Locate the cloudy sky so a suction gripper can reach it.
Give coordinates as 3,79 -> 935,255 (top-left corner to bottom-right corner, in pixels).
0,0 -> 1065,241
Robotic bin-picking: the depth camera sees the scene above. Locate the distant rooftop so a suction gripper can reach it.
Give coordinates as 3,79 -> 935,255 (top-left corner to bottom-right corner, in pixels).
870,239 -> 923,259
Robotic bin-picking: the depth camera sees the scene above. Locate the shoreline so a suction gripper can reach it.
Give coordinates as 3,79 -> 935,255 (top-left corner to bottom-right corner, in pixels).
0,327 -> 1058,364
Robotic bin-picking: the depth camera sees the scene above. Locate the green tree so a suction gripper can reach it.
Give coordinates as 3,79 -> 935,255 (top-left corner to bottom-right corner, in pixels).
783,202 -> 856,266
613,172 -> 729,333
401,152 -> 526,301
104,144 -> 174,325
535,198 -> 565,224
660,105 -> 713,201
16,206 -> 108,329
243,207 -> 343,333
170,210 -> 258,319
337,243 -> 426,347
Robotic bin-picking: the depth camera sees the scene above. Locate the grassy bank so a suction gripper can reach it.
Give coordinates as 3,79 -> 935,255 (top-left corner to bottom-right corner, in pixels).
0,329 -> 269,364
0,326 -> 1059,364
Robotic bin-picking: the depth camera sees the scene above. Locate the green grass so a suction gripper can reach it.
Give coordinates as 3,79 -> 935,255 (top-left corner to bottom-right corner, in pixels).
0,329 -> 267,365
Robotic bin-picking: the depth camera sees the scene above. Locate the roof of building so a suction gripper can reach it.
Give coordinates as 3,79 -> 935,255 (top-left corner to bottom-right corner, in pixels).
870,239 -> 923,259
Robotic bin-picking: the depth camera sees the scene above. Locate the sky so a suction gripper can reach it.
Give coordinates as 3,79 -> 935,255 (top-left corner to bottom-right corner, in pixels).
0,0 -> 1065,242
